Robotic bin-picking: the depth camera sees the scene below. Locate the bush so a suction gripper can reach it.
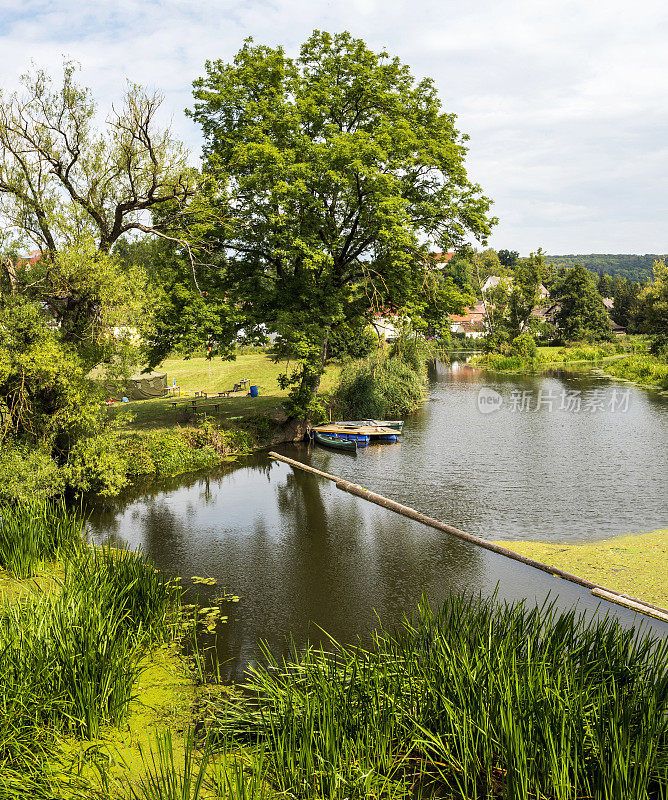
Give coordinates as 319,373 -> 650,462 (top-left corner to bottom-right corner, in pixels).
510,332 -> 537,361
123,430 -> 221,478
0,441 -> 64,504
333,351 -> 426,419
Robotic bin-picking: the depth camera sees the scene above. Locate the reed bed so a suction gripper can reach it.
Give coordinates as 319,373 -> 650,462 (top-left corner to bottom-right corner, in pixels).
208,594 -> 668,800
127,728 -> 274,800
0,497 -> 86,577
0,499 -> 184,797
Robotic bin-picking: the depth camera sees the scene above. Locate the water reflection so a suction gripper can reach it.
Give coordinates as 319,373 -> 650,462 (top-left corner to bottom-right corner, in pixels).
292,363 -> 667,542
89,365 -> 668,679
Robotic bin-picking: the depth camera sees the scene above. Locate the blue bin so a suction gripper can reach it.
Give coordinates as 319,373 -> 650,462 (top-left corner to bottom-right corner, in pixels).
250,385 -> 259,397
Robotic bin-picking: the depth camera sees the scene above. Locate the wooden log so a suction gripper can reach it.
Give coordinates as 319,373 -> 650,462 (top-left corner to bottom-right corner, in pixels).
268,451 -> 668,621
591,588 -> 668,623
268,452 -> 342,484
334,478 -> 597,590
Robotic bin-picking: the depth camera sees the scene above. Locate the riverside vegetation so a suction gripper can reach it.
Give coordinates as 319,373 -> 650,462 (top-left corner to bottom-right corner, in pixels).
1,500 -> 666,799
474,337 -> 668,390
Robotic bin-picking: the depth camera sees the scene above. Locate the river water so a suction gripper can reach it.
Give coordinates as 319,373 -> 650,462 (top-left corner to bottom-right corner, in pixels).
89,364 -> 668,679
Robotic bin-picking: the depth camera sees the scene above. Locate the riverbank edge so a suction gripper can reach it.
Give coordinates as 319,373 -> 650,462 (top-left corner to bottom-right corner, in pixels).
470,351 -> 668,391
493,529 -> 668,608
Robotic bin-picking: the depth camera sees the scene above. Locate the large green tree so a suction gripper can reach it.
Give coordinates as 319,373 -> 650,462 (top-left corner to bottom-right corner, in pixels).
554,263 -> 612,342
189,31 -> 495,414
637,258 -> 668,352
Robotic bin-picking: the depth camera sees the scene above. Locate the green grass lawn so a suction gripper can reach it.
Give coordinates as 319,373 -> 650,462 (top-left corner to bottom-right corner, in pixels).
112,353 -> 339,431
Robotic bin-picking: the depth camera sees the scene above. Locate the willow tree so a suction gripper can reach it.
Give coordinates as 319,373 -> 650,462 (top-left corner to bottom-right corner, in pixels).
0,63 -> 204,354
190,31 -> 495,415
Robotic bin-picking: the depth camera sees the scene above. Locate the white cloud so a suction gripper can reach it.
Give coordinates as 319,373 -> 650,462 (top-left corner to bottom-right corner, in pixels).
1,0 -> 666,253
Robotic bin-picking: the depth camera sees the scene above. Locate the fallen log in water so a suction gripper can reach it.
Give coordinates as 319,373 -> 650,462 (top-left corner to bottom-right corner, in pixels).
269,451 -> 668,622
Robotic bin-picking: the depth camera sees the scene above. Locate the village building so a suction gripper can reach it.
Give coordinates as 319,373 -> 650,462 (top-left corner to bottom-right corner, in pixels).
482,275 -> 549,299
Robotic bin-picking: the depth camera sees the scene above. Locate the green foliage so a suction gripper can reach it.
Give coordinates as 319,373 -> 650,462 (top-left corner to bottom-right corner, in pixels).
16,239 -> 150,368
0,441 -> 64,503
115,236 -> 240,368
498,248 -> 519,267
327,323 -> 377,360
190,30 -> 496,416
0,296 -> 98,448
66,417 -> 133,495
603,354 -> 668,389
482,353 -> 527,372
510,331 -> 537,361
553,343 -> 618,362
546,253 -> 661,283
554,264 -> 613,342
0,498 -> 85,578
211,594 -> 668,799
123,430 -> 223,478
637,258 -> 668,352
333,348 -> 426,420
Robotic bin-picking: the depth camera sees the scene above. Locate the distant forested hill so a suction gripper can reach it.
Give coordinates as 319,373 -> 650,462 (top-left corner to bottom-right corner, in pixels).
545,254 -> 663,282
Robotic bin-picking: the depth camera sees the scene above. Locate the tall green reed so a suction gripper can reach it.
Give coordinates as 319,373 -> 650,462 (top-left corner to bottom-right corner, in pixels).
128,728 -> 272,800
0,498 -> 86,578
0,543 -> 183,768
209,593 -> 668,800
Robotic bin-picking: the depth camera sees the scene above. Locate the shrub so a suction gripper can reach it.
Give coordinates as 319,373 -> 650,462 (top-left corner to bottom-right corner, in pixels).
0,441 -> 64,504
510,331 -> 537,361
333,352 -> 426,419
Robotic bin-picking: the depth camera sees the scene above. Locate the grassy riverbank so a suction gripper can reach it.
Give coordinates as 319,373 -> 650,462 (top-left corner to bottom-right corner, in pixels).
598,354 -> 668,389
495,529 -> 668,607
474,338 -> 668,390
113,353 -> 339,432
76,352 -> 342,494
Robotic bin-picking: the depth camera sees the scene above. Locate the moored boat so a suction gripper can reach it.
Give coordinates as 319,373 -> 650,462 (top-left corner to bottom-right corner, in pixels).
336,419 -> 403,431
313,430 -> 358,452
312,423 -> 400,445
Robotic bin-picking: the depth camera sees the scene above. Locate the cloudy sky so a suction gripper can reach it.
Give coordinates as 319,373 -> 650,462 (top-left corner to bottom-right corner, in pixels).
1,0 -> 666,254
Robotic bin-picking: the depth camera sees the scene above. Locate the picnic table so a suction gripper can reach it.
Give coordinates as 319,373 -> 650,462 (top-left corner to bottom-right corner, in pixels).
169,397 -> 226,412
233,378 -> 251,392
170,397 -> 206,410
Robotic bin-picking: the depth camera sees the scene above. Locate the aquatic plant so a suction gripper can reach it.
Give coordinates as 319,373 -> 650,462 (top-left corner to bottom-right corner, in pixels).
0,498 -> 86,578
208,594 -> 668,799
129,728 -> 273,800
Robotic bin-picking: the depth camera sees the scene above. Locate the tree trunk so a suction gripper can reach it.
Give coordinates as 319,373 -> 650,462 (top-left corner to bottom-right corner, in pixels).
292,334 -> 328,418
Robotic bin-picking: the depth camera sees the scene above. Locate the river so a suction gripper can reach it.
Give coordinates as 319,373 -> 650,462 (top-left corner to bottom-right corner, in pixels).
89,363 -> 668,679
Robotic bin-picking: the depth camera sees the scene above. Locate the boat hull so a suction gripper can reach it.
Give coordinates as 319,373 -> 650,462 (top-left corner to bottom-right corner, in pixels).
313,431 -> 358,451
336,419 -> 403,431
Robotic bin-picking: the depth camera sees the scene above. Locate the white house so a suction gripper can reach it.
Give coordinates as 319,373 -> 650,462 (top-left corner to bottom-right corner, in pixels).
482,276 -> 548,299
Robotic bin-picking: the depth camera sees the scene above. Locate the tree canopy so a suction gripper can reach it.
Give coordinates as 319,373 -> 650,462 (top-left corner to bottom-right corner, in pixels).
554,264 -> 612,342
637,258 -> 668,352
187,30 -> 496,412
0,62 -> 197,256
